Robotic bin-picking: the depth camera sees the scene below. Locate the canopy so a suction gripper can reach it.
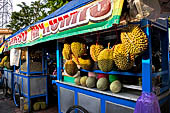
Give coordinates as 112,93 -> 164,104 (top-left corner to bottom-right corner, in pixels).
8,0 -> 124,49
4,0 -> 94,43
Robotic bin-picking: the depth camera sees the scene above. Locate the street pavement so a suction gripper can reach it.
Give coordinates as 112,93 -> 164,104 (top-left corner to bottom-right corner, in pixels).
0,89 -> 58,113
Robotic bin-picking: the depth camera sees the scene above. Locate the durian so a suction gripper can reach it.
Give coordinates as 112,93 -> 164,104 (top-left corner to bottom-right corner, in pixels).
78,57 -> 92,70
110,80 -> 122,93
113,44 -> 134,70
72,54 -> 79,65
65,60 -> 78,76
71,42 -> 86,58
97,44 -> 114,72
80,76 -> 88,87
86,77 -> 96,88
121,25 -> 148,55
0,56 -> 8,67
90,44 -> 104,62
62,43 -> 71,60
97,78 -> 109,91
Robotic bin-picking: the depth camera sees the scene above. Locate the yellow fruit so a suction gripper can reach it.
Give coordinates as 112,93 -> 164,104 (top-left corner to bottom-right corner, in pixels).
65,60 -> 78,76
0,56 -> 8,67
72,54 -> 79,65
62,43 -> 71,60
121,25 -> 148,55
78,57 -> 92,70
90,44 -> 104,62
113,44 -> 134,70
80,76 -> 88,87
71,42 -> 86,58
97,47 -> 114,72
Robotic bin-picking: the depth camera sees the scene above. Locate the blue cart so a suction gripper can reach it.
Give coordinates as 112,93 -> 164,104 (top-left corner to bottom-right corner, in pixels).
13,47 -> 48,112
53,19 -> 170,113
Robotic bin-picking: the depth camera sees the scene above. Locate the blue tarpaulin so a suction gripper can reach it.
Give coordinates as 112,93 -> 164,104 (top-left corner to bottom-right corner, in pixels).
2,0 -> 94,45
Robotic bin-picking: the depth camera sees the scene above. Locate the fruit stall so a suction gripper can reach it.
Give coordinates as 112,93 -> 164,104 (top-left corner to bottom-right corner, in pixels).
0,42 -> 14,97
11,45 -> 48,112
4,0 -> 170,113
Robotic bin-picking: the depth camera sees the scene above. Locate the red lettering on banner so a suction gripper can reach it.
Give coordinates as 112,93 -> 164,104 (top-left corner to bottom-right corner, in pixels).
71,11 -> 79,25
51,23 -> 59,33
79,7 -> 89,22
38,23 -> 45,29
90,0 -> 111,20
58,17 -> 63,21
35,25 -> 39,30
9,0 -> 113,46
53,18 -> 58,24
49,20 -> 54,25
63,14 -> 69,19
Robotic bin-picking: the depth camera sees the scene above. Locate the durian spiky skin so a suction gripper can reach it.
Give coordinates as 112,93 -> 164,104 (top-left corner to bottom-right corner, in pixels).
97,49 -> 114,72
90,44 -> 104,62
65,60 -> 78,76
113,44 -> 134,70
78,57 -> 92,70
71,42 -> 86,58
72,54 -> 79,65
121,25 -> 148,55
62,43 -> 71,60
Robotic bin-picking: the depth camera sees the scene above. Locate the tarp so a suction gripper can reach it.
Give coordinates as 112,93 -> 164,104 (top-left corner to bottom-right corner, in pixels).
4,0 -> 94,42
8,0 -> 124,49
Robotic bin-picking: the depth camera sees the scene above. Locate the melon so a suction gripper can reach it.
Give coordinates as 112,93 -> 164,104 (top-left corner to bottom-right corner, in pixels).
80,76 -> 88,87
86,77 -> 96,88
110,80 -> 122,93
74,76 -> 81,85
97,78 -> 108,91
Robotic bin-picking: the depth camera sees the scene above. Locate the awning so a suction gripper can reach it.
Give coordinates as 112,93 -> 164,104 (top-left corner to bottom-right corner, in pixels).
8,0 -> 124,49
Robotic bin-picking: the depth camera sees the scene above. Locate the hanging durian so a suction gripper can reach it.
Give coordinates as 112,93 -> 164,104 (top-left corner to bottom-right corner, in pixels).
97,43 -> 114,72
78,57 -> 92,70
0,56 -> 8,67
113,44 -> 134,70
72,54 -> 79,65
121,25 -> 148,55
62,43 -> 71,60
65,60 -> 78,76
90,44 -> 104,62
71,42 -> 86,58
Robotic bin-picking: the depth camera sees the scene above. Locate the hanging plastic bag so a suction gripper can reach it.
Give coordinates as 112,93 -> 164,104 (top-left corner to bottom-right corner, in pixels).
127,0 -> 161,21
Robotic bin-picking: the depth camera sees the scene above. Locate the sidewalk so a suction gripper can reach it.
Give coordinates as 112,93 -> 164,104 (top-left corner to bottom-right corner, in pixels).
0,89 -> 58,113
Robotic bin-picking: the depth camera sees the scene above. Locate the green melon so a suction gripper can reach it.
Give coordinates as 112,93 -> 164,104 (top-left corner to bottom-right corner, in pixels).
110,80 -> 122,93
74,76 -> 81,85
80,76 -> 88,87
86,77 -> 96,88
97,78 -> 108,91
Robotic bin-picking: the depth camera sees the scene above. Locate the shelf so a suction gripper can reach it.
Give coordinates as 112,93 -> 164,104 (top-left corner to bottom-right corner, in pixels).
152,70 -> 168,77
80,69 -> 141,76
123,84 -> 142,90
56,80 -> 141,101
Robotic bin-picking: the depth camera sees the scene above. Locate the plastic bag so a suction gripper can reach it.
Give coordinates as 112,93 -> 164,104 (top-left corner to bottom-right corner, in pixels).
134,92 -> 161,113
127,0 -> 161,21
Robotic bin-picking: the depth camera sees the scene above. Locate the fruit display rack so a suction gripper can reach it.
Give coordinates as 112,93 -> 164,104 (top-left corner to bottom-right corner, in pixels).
53,19 -> 170,113
13,47 -> 48,112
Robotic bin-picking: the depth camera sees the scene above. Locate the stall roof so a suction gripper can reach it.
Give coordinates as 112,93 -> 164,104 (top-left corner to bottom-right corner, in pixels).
8,0 -> 125,49
4,0 -> 94,42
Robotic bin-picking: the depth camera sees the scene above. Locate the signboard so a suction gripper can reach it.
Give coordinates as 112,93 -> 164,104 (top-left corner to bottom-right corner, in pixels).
9,0 -> 124,49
